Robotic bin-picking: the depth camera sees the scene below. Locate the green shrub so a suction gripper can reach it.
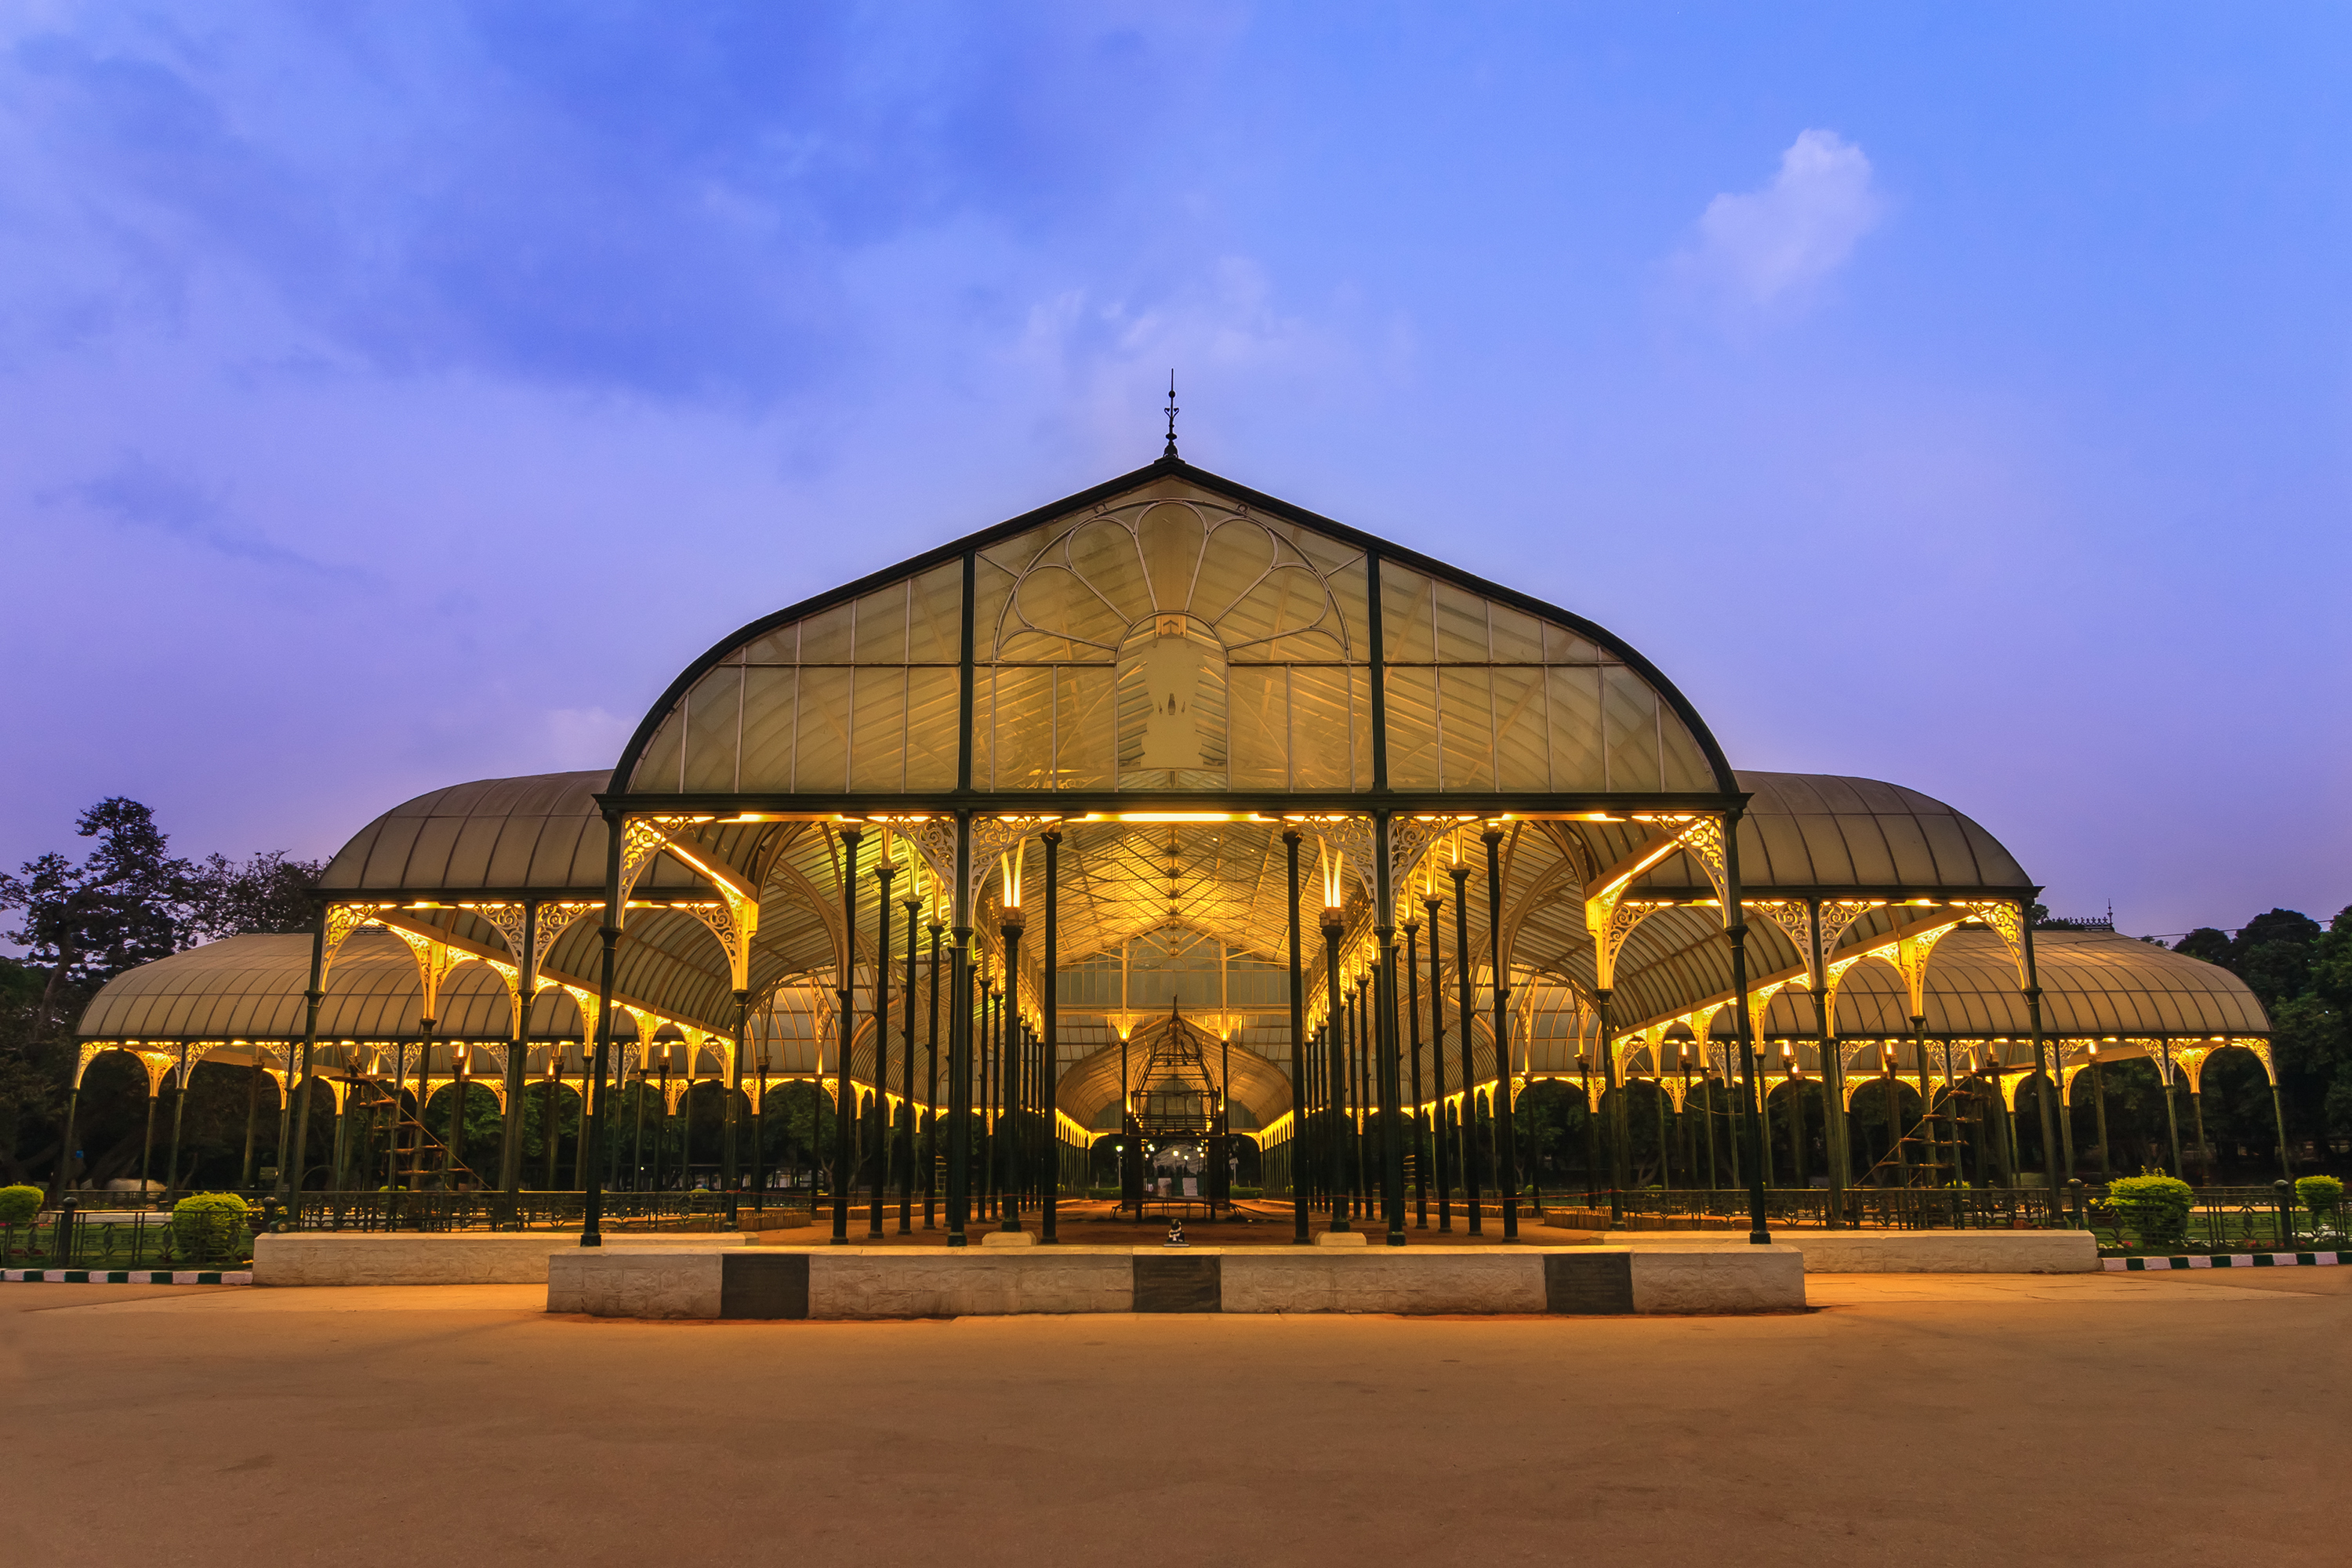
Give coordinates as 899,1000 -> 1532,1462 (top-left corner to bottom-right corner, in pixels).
2108,1172 -> 2195,1247
2297,1175 -> 2344,1217
170,1192 -> 252,1264
0,1185 -> 43,1225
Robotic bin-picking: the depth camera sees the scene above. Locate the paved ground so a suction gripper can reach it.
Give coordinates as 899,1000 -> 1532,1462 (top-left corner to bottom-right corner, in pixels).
3,1268 -> 2343,1565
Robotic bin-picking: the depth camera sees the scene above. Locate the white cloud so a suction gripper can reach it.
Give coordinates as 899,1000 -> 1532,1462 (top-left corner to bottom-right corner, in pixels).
1003,256 -> 1412,468
1682,129 -> 1883,306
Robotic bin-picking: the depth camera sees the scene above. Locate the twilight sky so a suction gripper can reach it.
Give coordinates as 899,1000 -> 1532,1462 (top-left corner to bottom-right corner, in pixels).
2,2 -> 2346,937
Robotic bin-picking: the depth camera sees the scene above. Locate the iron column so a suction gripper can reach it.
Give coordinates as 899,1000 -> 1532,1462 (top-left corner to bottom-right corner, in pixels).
868,851 -> 894,1241
1405,918 -> 1426,1228
1483,826 -> 1519,1240
1000,906 -> 1025,1233
1451,861 -> 1479,1234
1425,891 -> 1450,1232
1722,812 -> 1769,1245
830,825 -> 862,1244
1041,826 -> 1061,1243
580,814 -> 622,1249
1322,904 -> 1349,1232
1285,829 -> 1309,1243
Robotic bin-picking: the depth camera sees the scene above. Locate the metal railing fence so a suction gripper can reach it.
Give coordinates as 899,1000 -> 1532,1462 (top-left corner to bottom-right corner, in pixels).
2078,1183 -> 2348,1255
2,1207 -> 252,1270
1534,1186 -> 2059,1231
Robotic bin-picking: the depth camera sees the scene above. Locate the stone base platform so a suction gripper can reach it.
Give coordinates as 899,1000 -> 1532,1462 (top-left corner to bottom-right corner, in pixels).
253,1232 -> 750,1287
545,1244 -> 1805,1319
1602,1229 -> 2098,1273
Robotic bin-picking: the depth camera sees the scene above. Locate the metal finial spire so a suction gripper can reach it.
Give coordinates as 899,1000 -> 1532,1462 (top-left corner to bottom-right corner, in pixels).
1162,370 -> 1179,460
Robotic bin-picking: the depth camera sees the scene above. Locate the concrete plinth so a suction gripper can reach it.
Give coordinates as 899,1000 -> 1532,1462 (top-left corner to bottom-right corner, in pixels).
254,1232 -> 749,1287
546,1245 -> 1806,1319
1606,1229 -> 2097,1273
1221,1251 -> 1540,1312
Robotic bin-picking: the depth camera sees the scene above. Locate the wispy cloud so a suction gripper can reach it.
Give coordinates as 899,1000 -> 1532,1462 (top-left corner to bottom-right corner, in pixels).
1678,129 -> 1884,307
49,453 -> 355,576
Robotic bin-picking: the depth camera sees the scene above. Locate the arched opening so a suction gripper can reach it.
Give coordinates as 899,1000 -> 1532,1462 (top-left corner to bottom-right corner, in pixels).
1116,614 -> 1229,788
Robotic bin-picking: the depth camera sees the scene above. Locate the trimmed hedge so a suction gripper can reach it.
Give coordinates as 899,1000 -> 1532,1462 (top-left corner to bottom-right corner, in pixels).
0,1185 -> 42,1225
2108,1172 -> 2194,1247
2297,1175 -> 2343,1217
170,1192 -> 252,1264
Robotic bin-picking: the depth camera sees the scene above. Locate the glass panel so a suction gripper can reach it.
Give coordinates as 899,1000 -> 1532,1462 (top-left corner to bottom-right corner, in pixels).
1067,517 -> 1151,630
738,666 -> 800,792
632,710 -> 684,793
970,669 -> 996,790
907,561 -> 964,664
1543,620 -> 1602,664
973,556 -> 1021,662
1602,666 -> 1662,791
981,521 -> 1064,575
1348,664 -> 1374,791
998,629 -> 1089,663
1225,666 -> 1288,789
1188,518 -> 1279,626
1546,666 -> 1605,789
1490,667 -> 1549,790
1287,664 -> 1354,791
1490,604 -> 1544,665
1221,572 -> 1339,655
1661,711 -> 1716,792
903,666 -> 960,789
1437,666 -> 1495,789
793,667 -> 853,791
1013,562 -> 1127,655
1112,651 -> 1151,774
1383,665 -> 1439,789
1136,501 -> 1208,613
1242,630 -> 1348,663
797,603 -> 854,664
989,666 -> 1055,789
853,582 -> 909,664
1277,528 -> 1368,654
1432,580 -> 1489,663
1057,666 -> 1116,789
740,619 -> 798,664
682,666 -> 742,793
1380,564 -> 1436,662
848,667 -> 908,791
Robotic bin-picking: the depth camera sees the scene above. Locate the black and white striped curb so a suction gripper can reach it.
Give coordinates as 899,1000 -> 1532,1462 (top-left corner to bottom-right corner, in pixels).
2,1269 -> 251,1284
2105,1251 -> 2343,1272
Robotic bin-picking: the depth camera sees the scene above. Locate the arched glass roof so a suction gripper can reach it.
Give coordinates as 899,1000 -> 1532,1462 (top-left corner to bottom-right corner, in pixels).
77,928 -> 666,1045
1805,931 -> 2270,1040
615,461 -> 1735,807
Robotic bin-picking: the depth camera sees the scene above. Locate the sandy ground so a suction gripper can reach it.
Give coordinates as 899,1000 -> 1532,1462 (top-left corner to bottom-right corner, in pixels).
2,1267 -> 2343,1565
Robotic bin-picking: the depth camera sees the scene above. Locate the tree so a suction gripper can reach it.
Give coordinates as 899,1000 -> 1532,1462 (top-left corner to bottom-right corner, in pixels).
0,800 -> 321,1189
0,799 -> 194,1033
2173,904 -> 2352,1171
187,850 -> 326,940
2175,927 -> 2232,967
2229,909 -> 2324,1010
2309,906 -> 2352,1011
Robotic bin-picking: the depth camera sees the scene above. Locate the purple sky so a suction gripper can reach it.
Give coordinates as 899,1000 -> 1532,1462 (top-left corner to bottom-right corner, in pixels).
2,4 -> 2346,938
